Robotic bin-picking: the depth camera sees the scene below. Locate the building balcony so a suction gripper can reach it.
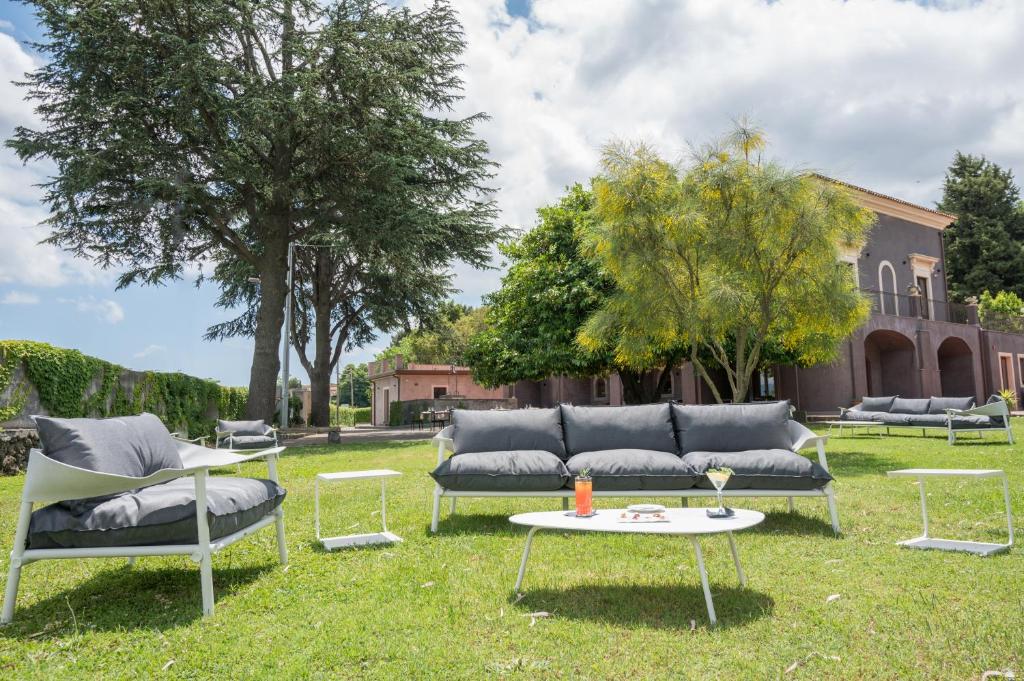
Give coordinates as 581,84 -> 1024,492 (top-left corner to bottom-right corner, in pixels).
861,288 -> 973,325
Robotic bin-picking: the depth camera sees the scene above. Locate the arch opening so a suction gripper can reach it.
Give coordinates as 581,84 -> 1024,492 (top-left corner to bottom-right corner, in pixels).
937,336 -> 975,398
864,329 -> 918,397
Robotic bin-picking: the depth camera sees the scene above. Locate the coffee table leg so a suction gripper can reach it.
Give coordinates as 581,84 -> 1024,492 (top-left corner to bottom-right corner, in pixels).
514,527 -> 540,593
727,531 -> 746,587
689,536 -> 717,626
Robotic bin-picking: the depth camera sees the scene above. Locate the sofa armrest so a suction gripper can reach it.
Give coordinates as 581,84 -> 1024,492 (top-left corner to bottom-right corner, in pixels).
433,426 -> 454,466
788,420 -> 831,472
946,397 -> 1010,420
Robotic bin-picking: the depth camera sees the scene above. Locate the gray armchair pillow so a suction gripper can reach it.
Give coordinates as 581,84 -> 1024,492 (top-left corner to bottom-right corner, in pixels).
671,401 -> 792,455
33,413 -> 183,513
218,419 -> 269,436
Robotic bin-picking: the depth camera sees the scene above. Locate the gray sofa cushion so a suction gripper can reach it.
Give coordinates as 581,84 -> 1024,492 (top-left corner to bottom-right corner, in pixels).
860,396 -> 896,412
218,419 -> 268,436
905,414 -> 949,427
451,409 -> 566,458
561,404 -> 677,456
228,435 -> 277,450
871,412 -> 912,425
891,398 -> 930,414
671,401 -> 792,455
683,450 -> 833,491
27,477 -> 285,549
430,450 -> 569,491
34,413 -> 183,513
928,396 -> 976,414
565,450 -> 698,491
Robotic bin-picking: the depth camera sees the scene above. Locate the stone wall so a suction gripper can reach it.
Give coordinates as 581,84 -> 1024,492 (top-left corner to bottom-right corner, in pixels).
0,429 -> 39,476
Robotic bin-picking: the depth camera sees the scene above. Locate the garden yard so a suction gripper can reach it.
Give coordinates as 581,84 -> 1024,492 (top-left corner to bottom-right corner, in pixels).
0,426 -> 1021,679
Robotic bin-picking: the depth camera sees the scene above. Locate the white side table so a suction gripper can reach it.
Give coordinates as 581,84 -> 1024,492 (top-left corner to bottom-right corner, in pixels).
315,469 -> 402,550
887,468 -> 1014,556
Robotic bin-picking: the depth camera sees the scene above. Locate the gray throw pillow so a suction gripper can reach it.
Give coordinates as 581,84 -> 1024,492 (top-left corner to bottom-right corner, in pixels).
34,413 -> 183,513
560,403 -> 677,456
671,401 -> 792,455
891,398 -> 931,415
218,419 -> 267,436
927,396 -> 975,414
452,408 -> 566,458
860,396 -> 896,412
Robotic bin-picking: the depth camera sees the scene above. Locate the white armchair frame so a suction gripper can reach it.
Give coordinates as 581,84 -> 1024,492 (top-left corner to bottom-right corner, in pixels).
946,398 -> 1014,445
429,421 -> 839,535
2,441 -> 287,623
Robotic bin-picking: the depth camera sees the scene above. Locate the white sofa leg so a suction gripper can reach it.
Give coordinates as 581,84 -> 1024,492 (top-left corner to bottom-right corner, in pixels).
562,497 -> 569,511
194,470 -> 215,617
431,485 -> 442,534
680,497 -> 689,508
2,500 -> 33,625
126,557 -> 137,568
198,553 -> 214,617
825,485 -> 840,535
449,497 -> 457,515
1008,424 -> 1015,445
787,497 -> 795,513
275,509 -> 288,566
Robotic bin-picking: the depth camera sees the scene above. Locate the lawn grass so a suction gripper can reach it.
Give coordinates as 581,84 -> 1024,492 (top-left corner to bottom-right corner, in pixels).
0,425 -> 1022,679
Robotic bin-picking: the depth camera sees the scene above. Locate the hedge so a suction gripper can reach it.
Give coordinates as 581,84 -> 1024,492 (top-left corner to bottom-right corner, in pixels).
0,340 -> 248,437
329,405 -> 371,427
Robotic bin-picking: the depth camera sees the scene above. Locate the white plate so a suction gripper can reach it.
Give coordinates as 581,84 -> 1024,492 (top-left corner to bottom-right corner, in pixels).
626,503 -> 666,514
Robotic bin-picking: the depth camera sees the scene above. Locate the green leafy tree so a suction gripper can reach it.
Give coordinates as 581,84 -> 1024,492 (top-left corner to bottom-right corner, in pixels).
939,152 -> 1024,301
978,290 -> 1024,334
8,0 -> 496,420
377,304 -> 487,365
465,185 -> 684,403
335,363 -> 370,407
581,123 -> 874,403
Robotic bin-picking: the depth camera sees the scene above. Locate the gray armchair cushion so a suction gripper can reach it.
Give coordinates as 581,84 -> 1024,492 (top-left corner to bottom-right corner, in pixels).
891,398 -> 930,415
928,396 -> 976,414
451,408 -> 566,458
561,404 -> 677,456
683,450 -> 833,491
430,450 -> 569,491
565,450 -> 698,491
33,413 -> 183,514
228,435 -> 277,450
859,396 -> 896,412
671,401 -> 792,455
218,419 -> 268,437
27,477 -> 285,549
950,415 -> 998,430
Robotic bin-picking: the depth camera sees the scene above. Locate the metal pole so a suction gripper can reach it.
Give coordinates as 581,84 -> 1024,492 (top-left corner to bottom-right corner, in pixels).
350,364 -> 354,407
280,242 -> 295,428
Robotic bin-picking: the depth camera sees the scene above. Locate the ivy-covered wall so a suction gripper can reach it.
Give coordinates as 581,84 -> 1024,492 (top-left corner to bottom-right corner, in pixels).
0,340 -> 248,437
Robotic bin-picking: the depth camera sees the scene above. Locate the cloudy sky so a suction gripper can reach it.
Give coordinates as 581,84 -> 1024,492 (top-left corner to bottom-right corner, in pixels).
2,0 -> 1023,386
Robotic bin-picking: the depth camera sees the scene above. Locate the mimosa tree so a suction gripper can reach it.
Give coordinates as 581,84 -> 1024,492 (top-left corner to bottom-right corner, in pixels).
580,123 -> 874,403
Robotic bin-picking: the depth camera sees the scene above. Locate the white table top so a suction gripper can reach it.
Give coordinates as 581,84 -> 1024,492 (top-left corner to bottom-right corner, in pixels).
316,469 -> 402,482
509,508 -> 764,535
888,468 -> 1005,478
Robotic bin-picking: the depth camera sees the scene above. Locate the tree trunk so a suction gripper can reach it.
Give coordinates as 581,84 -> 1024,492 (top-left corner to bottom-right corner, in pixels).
620,369 -> 657,404
308,364 -> 332,427
246,241 -> 288,421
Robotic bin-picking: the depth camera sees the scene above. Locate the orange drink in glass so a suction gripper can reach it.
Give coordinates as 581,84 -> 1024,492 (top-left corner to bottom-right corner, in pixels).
574,475 -> 593,516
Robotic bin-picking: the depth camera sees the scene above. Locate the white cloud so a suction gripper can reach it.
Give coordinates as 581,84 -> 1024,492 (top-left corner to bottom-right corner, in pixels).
0,20 -> 14,34
426,0 -> 1024,299
1,291 -> 40,305
58,296 -> 125,324
133,344 -> 167,359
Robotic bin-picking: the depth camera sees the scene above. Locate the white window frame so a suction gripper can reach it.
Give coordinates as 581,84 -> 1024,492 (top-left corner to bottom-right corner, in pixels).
878,260 -> 898,315
908,253 -> 939,320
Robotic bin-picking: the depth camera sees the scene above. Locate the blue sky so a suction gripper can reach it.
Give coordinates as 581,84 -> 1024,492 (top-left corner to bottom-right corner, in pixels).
3,0 -> 1023,387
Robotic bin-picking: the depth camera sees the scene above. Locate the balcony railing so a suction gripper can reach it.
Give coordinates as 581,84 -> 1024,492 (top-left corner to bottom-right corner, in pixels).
861,288 -> 971,325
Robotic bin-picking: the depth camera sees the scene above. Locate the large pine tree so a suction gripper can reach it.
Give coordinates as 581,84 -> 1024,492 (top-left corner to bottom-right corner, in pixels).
8,0 -> 496,420
939,152 -> 1024,301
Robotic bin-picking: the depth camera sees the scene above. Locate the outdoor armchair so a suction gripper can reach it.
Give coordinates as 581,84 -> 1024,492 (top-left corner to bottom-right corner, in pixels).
2,414 -> 287,623
216,419 -> 279,450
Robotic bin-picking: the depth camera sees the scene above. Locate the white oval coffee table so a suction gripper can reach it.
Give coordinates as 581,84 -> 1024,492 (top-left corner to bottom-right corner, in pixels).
509,508 -> 765,625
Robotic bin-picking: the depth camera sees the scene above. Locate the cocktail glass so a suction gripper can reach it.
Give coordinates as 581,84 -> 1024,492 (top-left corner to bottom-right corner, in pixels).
706,467 -> 734,518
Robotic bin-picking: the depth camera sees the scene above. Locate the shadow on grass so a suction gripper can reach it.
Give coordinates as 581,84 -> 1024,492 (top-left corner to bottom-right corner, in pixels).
511,582 -> 773,630
826,450 -> 907,477
0,563 -> 275,637
747,510 -> 838,537
427,512 -> 525,537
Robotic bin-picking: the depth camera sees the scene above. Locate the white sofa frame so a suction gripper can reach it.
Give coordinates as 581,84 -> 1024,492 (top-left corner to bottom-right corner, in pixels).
834,399 -> 1013,445
2,441 -> 287,623
429,421 -> 839,535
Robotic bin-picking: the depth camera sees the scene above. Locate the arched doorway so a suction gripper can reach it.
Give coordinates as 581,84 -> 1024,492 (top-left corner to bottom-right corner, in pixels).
937,337 -> 975,397
864,330 -> 918,397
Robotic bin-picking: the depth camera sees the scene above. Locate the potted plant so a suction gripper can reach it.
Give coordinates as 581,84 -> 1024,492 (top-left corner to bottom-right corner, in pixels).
574,467 -> 594,517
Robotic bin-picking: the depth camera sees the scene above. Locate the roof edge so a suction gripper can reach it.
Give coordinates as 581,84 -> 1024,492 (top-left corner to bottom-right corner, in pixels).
813,174 -> 956,230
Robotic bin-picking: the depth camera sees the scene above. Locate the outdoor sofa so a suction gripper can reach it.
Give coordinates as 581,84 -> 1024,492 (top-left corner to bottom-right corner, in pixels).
215,418 -> 279,449
835,395 -> 1013,444
429,401 -> 839,534
2,413 -> 287,623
